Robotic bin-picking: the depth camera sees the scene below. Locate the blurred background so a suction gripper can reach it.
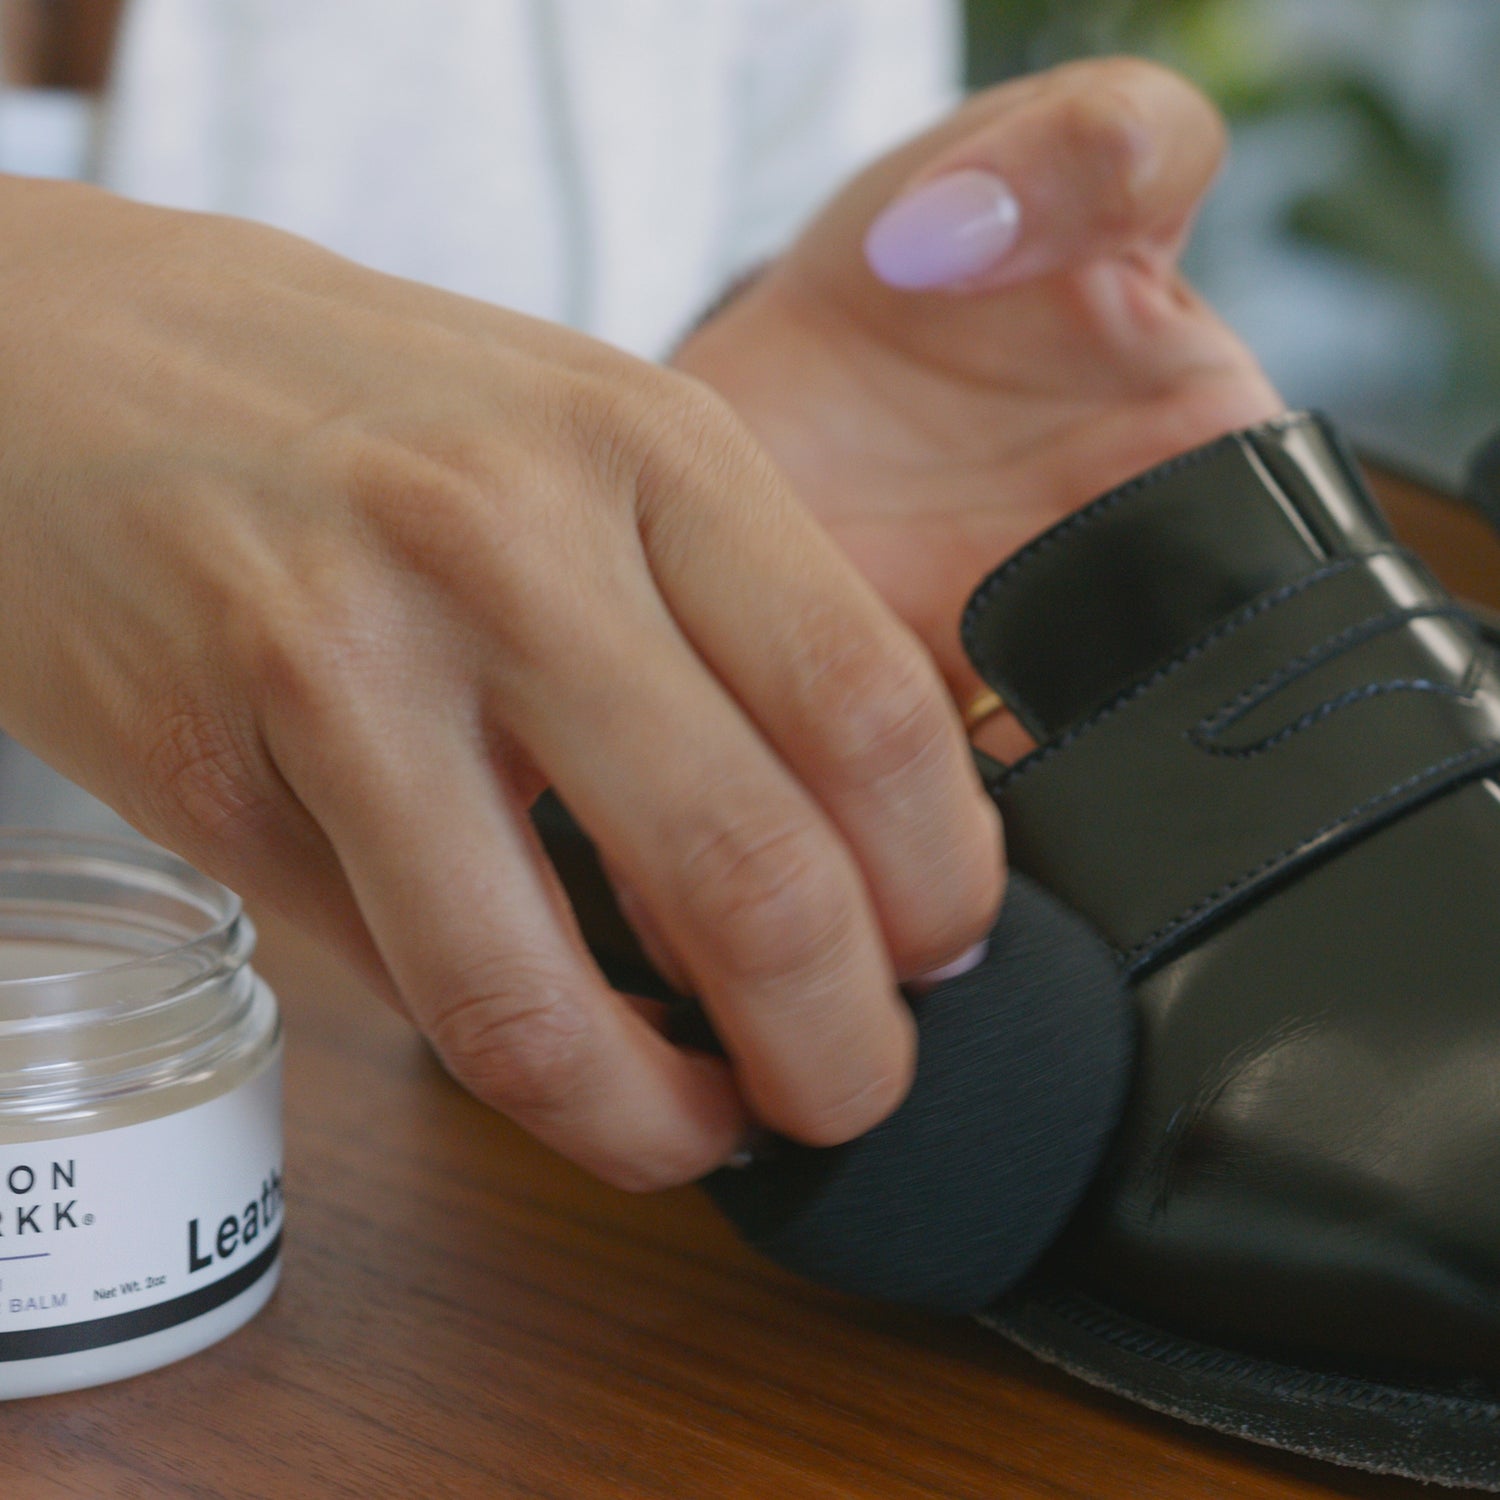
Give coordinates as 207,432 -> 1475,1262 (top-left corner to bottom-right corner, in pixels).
2,0 -> 1498,486
966,0 -> 1500,485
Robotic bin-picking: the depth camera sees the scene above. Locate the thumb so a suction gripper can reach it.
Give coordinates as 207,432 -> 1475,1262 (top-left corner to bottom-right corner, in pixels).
862,58 -> 1227,293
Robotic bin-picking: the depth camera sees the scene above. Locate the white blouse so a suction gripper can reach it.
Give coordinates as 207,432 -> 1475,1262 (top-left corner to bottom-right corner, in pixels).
94,0 -> 961,355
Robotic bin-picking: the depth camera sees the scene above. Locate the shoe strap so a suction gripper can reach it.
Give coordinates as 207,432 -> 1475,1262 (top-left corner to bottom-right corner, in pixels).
963,413 -> 1500,974
962,413 -> 1391,740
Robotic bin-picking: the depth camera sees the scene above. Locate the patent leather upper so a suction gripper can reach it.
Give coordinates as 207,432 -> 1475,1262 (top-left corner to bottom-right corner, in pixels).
967,412 -> 1500,1378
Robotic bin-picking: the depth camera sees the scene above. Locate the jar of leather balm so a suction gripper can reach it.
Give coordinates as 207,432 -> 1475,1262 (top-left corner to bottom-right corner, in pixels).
0,833 -> 282,1399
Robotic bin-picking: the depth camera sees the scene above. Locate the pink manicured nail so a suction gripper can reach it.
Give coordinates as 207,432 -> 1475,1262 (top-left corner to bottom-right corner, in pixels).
864,170 -> 1021,290
911,940 -> 989,992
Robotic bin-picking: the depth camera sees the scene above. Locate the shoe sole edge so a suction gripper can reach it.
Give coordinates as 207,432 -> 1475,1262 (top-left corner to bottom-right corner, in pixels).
981,1282 -> 1500,1489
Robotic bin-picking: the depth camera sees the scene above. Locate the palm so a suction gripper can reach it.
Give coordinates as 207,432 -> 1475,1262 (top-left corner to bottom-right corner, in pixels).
676,65 -> 1281,694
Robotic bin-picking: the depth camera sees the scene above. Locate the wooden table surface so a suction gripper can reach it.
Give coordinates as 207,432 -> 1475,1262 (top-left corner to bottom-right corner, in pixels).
3,462 -> 1497,1500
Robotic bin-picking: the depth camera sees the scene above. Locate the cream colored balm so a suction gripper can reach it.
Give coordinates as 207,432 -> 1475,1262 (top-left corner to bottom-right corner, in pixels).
0,833 -> 282,1399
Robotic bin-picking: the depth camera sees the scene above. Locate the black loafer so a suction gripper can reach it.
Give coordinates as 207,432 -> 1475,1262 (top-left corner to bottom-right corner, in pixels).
536,411 -> 1500,1488
970,412 -> 1500,1488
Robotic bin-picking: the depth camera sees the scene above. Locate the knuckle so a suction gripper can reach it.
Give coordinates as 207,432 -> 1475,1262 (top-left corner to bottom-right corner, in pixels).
338,417 -> 625,658
139,693 -> 278,849
1092,54 -> 1218,120
559,363 -> 671,455
562,366 -> 792,566
237,576 -> 397,743
272,432 -> 580,698
1053,79 -> 1159,231
631,370 -> 738,456
800,626 -> 954,791
1053,59 -> 1226,229
621,376 -> 769,518
427,969 -> 595,1121
1112,56 -> 1227,164
347,432 -> 537,582
677,810 -> 856,986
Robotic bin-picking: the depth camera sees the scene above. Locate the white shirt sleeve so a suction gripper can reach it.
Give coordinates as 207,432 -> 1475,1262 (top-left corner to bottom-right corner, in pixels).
717,0 -> 963,282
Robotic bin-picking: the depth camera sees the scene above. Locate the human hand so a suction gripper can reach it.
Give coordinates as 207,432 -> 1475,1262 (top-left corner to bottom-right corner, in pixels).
0,178 -> 1002,1187
676,58 -> 1283,742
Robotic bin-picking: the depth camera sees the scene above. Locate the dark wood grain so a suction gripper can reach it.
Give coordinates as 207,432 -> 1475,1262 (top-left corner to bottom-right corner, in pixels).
1372,459 -> 1500,611
0,0 -> 122,90
1,466 -> 1496,1499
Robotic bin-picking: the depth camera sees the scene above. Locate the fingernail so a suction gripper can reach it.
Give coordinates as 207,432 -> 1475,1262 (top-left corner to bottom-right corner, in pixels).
909,940 -> 989,993
864,170 -> 1021,290
723,1128 -> 776,1170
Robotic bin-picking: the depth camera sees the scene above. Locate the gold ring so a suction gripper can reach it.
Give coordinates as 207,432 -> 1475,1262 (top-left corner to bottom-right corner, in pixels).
962,687 -> 1006,735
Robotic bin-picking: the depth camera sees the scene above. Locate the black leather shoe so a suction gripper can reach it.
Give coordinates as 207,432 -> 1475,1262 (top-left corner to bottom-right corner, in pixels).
972,412 -> 1500,1488
536,411 -> 1500,1487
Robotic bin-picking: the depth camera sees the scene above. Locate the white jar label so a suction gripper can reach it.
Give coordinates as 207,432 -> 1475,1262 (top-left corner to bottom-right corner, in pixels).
0,1051 -> 282,1362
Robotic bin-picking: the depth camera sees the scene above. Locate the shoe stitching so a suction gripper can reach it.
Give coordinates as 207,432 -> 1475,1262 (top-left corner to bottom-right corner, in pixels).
1192,602 -> 1472,742
995,549 -> 1453,787
959,433 -> 1240,683
988,552 -> 1500,966
1191,677 -> 1472,760
993,556 -> 1369,792
1121,742 -> 1500,972
959,410 -> 1323,691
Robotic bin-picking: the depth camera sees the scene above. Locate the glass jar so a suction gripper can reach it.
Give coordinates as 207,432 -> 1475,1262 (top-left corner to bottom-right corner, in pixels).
0,832 -> 282,1399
